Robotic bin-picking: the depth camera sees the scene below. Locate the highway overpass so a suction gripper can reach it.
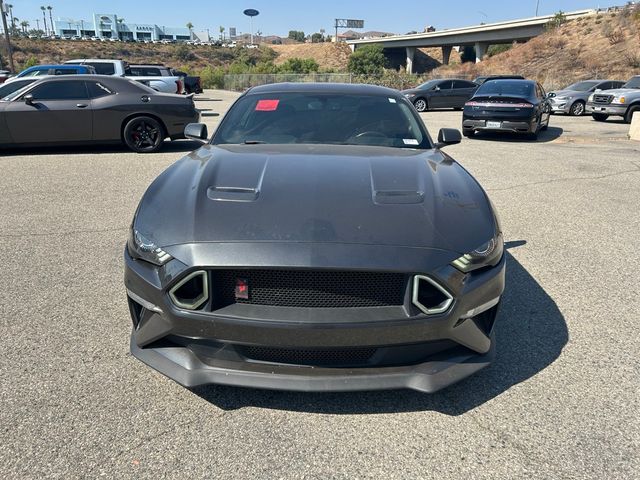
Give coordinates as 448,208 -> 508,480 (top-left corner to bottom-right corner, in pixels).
347,10 -> 596,73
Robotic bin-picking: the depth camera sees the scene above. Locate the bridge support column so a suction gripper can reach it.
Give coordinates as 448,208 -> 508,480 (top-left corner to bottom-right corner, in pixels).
349,44 -> 356,52
475,42 -> 488,63
405,46 -> 415,74
441,45 -> 452,65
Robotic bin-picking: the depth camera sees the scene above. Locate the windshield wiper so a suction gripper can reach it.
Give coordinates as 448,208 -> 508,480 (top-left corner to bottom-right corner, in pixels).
243,140 -> 266,144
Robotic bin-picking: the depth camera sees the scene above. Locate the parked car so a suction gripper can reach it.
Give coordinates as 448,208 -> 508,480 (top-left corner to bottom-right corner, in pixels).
473,75 -> 525,85
548,79 -> 625,116
0,70 -> 12,84
462,79 -> 551,139
125,82 -> 505,393
7,64 -> 96,81
586,75 -> 640,124
64,59 -> 184,94
402,78 -> 479,112
0,75 -> 199,152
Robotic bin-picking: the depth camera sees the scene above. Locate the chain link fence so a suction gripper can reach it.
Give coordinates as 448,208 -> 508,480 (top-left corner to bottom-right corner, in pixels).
223,72 -> 477,91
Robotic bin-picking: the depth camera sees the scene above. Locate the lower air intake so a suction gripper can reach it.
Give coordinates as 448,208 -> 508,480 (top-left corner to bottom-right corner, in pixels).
239,346 -> 377,367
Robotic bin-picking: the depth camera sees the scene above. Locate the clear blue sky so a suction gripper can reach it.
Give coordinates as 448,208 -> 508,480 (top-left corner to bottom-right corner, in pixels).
13,0 -> 618,36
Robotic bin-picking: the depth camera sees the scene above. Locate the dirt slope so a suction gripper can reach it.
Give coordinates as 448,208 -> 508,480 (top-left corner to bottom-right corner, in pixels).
270,42 -> 352,70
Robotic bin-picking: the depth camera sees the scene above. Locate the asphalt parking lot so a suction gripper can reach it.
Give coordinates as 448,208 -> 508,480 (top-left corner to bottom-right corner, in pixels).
1,89 -> 638,479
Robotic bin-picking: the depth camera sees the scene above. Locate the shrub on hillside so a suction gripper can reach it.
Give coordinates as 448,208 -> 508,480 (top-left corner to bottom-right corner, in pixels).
175,44 -> 196,61
278,57 -> 319,74
348,44 -> 385,75
487,44 -> 512,57
23,56 -> 39,68
199,65 -> 225,89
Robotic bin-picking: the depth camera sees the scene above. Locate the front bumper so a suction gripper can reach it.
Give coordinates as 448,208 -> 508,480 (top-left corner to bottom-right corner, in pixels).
550,100 -> 571,114
586,103 -> 626,116
125,244 -> 506,393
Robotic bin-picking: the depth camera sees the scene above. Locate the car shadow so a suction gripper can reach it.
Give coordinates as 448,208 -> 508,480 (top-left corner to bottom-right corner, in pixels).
191,243 -> 568,415
469,127 -> 563,143
0,140 -> 203,156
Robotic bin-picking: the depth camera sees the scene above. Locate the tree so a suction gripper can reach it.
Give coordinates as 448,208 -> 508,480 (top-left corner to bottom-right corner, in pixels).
47,6 -> 53,35
40,6 -> 47,35
348,44 -> 386,75
311,32 -> 324,43
20,21 -> 29,33
460,45 -> 476,63
186,22 -> 194,39
288,30 -> 305,42
219,26 -> 225,41
278,57 -> 319,74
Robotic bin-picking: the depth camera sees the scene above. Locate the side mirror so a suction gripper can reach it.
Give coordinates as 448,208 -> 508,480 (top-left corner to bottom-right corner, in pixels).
24,94 -> 34,105
433,86 -> 441,91
436,128 -> 462,147
184,123 -> 208,141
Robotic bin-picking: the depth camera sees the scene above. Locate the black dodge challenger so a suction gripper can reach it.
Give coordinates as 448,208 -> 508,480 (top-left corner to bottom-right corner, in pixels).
0,75 -> 199,152
125,83 -> 505,393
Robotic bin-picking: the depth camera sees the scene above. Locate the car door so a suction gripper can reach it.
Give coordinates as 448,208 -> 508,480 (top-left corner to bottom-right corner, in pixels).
451,80 -> 478,107
5,80 -> 92,144
429,80 -> 452,108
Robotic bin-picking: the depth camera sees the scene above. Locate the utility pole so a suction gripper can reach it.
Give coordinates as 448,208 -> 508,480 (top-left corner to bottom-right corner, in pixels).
0,0 -> 15,72
535,0 -> 541,16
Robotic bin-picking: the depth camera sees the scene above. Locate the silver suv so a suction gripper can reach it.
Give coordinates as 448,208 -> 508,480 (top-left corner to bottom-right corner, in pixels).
586,75 -> 640,123
548,79 -> 624,116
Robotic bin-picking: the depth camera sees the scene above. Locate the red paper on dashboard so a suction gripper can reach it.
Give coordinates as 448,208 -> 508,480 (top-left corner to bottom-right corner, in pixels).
255,99 -> 280,111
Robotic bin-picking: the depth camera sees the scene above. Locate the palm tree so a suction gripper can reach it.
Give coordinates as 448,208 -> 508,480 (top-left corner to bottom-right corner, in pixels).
47,6 -> 53,36
40,6 -> 47,35
21,20 -> 29,34
5,4 -> 13,29
219,26 -> 225,41
186,22 -> 194,39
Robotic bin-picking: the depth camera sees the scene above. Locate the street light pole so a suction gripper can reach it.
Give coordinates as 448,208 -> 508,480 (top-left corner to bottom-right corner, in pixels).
535,0 -> 541,16
0,0 -> 15,72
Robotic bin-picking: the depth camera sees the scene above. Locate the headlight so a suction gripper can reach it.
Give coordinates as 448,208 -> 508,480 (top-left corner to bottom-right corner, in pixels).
588,94 -> 595,102
613,96 -> 625,104
451,233 -> 503,273
404,93 -> 415,98
127,229 -> 173,266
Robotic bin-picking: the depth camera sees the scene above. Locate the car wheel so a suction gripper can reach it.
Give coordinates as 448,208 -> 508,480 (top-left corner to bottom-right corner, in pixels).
462,129 -> 474,138
123,116 -> 165,153
592,113 -> 609,122
413,98 -> 428,112
624,105 -> 640,124
569,101 -> 585,116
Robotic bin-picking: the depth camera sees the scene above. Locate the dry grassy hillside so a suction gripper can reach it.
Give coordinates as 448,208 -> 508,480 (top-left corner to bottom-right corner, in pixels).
270,42 -> 352,70
432,6 -> 640,89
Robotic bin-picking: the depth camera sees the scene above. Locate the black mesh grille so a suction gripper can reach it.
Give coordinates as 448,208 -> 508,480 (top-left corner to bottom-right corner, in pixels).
239,345 -> 377,366
210,269 -> 407,308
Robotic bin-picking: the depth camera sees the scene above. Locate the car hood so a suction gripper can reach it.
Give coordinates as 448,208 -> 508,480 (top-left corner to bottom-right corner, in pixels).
591,88 -> 638,96
401,88 -> 421,96
134,144 -> 495,254
549,89 -> 588,97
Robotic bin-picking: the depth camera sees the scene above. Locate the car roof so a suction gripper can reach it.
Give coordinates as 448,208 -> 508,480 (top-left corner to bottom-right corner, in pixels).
247,82 -> 402,96
483,79 -> 536,85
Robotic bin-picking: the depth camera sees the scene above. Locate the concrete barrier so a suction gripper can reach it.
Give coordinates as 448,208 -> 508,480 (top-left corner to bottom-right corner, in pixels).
630,111 -> 640,141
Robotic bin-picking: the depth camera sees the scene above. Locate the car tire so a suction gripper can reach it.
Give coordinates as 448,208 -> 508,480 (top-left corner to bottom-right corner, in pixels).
462,130 -> 474,138
624,105 -> 640,124
569,101 -> 585,116
592,113 -> 609,122
123,116 -> 165,153
413,98 -> 428,112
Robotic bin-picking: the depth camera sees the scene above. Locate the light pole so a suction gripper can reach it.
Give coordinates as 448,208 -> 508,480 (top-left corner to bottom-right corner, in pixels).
535,0 -> 541,16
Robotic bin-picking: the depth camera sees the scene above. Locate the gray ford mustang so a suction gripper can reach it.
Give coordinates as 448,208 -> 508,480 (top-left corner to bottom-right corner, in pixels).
0,75 -> 199,152
125,83 -> 505,393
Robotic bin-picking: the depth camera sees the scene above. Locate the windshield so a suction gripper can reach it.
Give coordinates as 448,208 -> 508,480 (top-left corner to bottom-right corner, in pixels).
623,77 -> 640,89
476,81 -> 533,97
213,92 -> 431,149
565,81 -> 599,91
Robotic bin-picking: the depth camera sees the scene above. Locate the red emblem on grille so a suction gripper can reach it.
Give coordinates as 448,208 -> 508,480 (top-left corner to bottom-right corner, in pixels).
235,278 -> 249,300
